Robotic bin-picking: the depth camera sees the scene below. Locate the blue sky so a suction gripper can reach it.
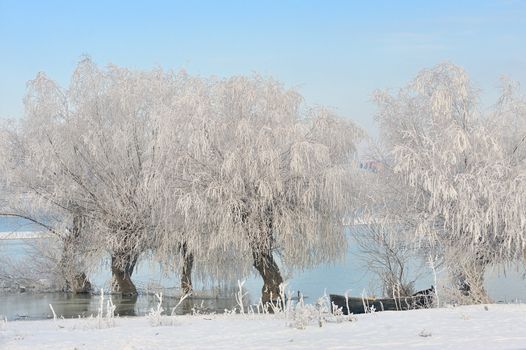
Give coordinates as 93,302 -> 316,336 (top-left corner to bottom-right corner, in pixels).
1,0 -> 525,134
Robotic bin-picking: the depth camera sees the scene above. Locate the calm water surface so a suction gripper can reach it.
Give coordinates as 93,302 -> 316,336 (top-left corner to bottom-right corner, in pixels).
0,292 -> 240,321
1,217 -> 525,321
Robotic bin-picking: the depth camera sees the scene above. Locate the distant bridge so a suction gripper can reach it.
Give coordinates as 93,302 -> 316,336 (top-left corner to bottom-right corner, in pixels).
0,231 -> 53,240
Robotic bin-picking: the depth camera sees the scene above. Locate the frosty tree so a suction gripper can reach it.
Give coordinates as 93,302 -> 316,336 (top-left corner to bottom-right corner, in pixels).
156,76 -> 364,303
0,89 -> 95,294
2,59 -> 364,300
489,78 -> 526,261
372,63 -> 526,301
2,58 -> 172,295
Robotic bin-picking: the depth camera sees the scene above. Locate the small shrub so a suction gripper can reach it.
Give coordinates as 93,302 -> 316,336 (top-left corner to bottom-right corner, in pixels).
148,293 -> 179,327
286,290 -> 355,329
96,288 -> 116,329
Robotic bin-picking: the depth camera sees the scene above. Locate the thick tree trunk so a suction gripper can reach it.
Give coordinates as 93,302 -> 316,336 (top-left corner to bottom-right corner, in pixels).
60,249 -> 92,293
180,243 -> 194,294
455,253 -> 490,303
69,272 -> 92,294
253,251 -> 283,305
111,253 -> 138,296
61,215 -> 92,293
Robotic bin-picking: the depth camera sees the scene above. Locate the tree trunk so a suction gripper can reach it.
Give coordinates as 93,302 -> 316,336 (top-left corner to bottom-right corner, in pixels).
111,253 -> 138,296
180,243 -> 194,295
70,272 -> 92,294
253,251 -> 283,305
455,252 -> 490,303
61,215 -> 92,293
60,248 -> 91,293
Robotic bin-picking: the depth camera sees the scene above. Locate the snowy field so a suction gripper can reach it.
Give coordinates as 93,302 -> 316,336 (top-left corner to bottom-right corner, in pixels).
1,304 -> 526,349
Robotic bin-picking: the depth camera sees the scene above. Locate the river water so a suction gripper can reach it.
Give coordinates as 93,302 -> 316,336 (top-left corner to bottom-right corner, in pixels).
0,292 -> 243,321
1,217 -> 525,321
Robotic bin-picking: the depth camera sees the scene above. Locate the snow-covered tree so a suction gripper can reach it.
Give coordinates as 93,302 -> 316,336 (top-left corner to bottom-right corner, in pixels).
488,78 -> 526,260
2,59 -> 364,301
156,76 -> 364,303
372,63 -> 526,301
1,102 -> 94,293
1,58 -> 171,295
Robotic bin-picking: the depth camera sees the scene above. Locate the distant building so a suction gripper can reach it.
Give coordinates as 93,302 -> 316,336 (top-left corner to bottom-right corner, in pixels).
359,160 -> 385,173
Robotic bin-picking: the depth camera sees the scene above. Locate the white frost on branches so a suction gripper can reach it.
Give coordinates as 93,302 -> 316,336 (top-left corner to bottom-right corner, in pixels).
0,58 -> 364,297
370,63 -> 526,299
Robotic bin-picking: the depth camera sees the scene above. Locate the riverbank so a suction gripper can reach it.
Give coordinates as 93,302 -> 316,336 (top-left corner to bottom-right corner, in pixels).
1,304 -> 525,349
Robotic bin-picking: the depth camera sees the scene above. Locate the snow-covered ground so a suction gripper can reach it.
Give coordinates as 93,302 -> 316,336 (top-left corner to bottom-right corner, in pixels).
1,304 -> 525,349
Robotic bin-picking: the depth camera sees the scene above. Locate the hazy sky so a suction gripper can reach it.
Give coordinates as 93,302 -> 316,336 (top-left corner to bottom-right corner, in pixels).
1,0 -> 525,135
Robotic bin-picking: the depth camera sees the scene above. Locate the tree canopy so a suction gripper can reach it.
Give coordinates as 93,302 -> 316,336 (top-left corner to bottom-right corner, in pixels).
0,59 -> 364,300
371,63 -> 526,300
153,75 -> 364,301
